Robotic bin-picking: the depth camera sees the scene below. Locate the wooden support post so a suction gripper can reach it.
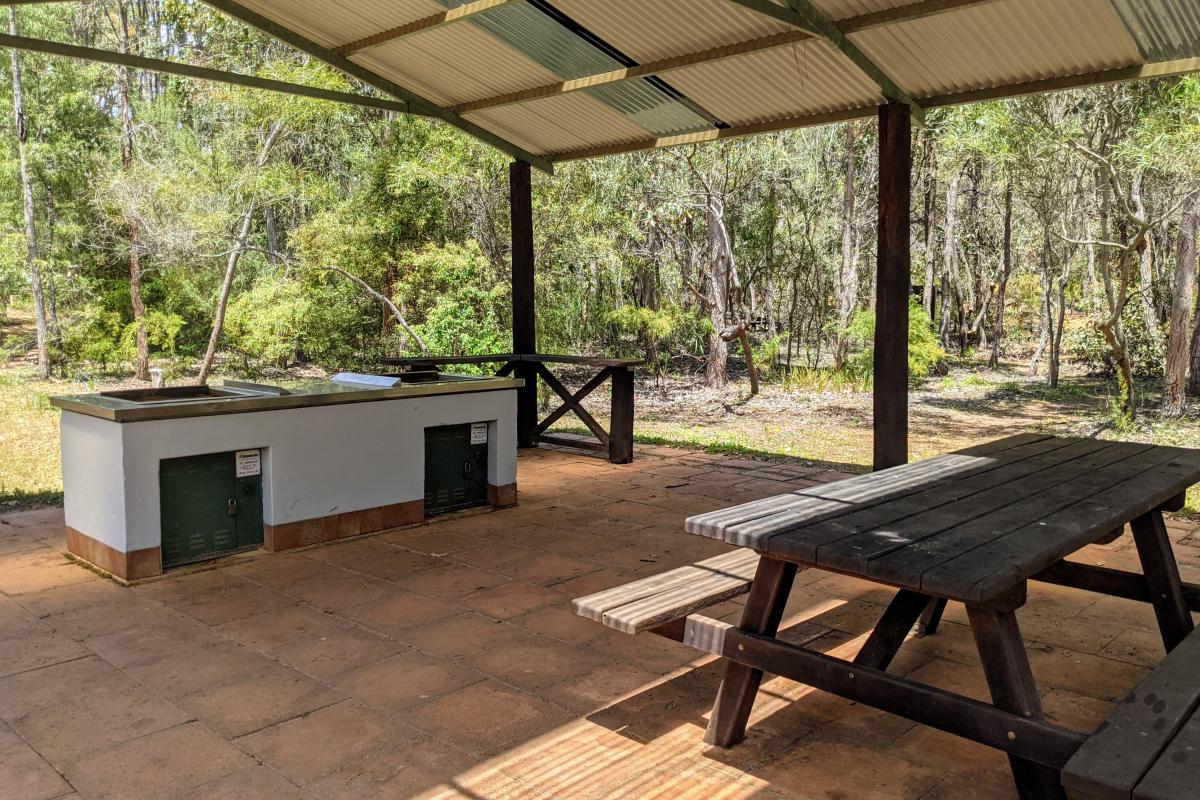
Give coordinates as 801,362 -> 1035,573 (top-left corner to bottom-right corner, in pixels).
917,597 -> 948,638
854,589 -> 931,669
705,558 -> 797,747
510,161 -> 537,448
609,366 -> 634,464
1130,509 -> 1195,652
873,102 -> 911,471
968,599 -> 1066,800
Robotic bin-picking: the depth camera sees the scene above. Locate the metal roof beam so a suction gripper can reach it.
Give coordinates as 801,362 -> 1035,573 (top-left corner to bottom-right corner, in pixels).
0,32 -> 419,116
333,0 -> 519,56
728,0 -> 923,118
454,0 -> 995,114
201,0 -> 554,173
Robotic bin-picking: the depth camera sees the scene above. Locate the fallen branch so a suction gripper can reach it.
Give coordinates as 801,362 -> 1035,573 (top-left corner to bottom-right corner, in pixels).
317,264 -> 428,354
721,321 -> 759,396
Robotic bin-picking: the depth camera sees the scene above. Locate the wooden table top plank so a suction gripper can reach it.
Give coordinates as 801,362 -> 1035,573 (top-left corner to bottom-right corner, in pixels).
923,447 -> 1200,603
865,443 -> 1165,591
688,454 -> 984,539
781,436 -> 1085,547
806,438 -> 1117,574
1062,629 -> 1200,800
686,435 -> 1200,605
685,434 -> 1051,543
695,440 -> 1060,549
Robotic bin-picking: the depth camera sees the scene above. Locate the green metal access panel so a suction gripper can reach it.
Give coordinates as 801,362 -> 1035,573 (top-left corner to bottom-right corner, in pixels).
424,423 -> 489,516
159,449 -> 264,568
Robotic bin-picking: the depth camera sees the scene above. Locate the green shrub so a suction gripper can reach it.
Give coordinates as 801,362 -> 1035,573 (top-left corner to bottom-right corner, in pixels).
225,280 -> 311,369
752,334 -> 787,378
1064,307 -> 1164,380
844,298 -> 947,383
602,304 -> 710,370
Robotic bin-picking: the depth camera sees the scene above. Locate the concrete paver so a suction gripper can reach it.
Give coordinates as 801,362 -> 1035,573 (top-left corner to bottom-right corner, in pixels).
0,445 -> 1197,799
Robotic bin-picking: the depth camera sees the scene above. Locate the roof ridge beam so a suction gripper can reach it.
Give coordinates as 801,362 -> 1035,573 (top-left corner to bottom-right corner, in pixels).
201,0 -> 554,173
728,0 -> 923,119
454,0 -> 994,115
333,0 -> 518,56
0,31 -> 417,116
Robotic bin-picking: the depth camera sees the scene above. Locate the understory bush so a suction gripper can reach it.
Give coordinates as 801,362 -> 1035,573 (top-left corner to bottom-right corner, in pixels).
844,298 -> 947,382
602,304 -> 710,371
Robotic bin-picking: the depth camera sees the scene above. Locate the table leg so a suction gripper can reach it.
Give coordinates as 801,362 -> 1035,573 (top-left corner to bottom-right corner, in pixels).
917,597 -> 948,638
967,601 -> 1065,800
855,589 -> 932,669
1130,509 -> 1195,652
705,558 -> 797,748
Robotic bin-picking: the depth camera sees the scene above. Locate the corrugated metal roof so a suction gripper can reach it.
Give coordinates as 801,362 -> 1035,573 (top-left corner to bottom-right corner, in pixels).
854,0 -> 1144,97
224,0 -> 1200,164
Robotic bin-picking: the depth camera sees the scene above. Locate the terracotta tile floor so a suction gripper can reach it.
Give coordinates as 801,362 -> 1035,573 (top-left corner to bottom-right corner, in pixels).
2,445 -> 1199,800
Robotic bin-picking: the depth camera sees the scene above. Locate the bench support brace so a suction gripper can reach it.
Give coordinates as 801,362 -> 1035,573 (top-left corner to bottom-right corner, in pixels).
704,558 -> 796,747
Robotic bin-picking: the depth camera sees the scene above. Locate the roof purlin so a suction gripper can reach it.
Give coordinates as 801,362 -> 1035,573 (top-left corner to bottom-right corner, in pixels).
545,55 -> 1200,163
449,1 -> 993,117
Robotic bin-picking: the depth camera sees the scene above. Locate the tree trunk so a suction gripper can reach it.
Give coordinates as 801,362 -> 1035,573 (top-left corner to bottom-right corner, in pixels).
7,9 -> 48,379
680,213 -> 694,313
939,171 -> 960,348
704,188 -> 731,387
1030,234 -> 1053,377
989,182 -> 1013,369
922,134 -> 937,317
197,122 -> 283,384
834,122 -> 858,369
117,0 -> 149,381
1131,175 -> 1162,349
1163,209 -> 1198,416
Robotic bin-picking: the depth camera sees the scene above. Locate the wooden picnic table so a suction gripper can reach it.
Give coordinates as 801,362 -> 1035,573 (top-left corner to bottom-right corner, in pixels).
684,433 -> 1200,800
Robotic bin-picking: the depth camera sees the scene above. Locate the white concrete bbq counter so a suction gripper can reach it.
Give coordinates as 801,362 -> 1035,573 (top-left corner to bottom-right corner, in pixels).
50,374 -> 521,581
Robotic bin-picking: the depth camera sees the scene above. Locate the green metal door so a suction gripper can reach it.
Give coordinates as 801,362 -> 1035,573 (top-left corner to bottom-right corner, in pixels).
424,423 -> 488,516
160,450 -> 263,568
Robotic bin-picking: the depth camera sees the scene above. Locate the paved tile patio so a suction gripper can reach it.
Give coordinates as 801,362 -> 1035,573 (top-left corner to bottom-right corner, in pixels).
1,444 -> 1199,800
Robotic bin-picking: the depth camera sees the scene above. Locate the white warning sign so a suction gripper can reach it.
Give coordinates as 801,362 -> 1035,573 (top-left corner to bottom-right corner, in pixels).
235,449 -> 261,477
470,423 -> 488,445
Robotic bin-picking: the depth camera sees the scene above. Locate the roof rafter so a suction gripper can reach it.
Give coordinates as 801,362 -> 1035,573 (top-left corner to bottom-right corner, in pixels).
201,0 -> 555,173
333,0 -> 518,57
547,55 -> 1200,163
453,0 -> 996,115
727,0 -> 922,118
0,31 -> 418,116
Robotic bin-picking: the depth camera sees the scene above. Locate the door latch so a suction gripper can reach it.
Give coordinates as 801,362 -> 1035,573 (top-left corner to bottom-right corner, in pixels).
227,498 -> 239,516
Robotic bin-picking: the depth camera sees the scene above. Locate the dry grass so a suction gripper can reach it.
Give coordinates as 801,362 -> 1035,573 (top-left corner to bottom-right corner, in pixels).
0,366 -> 67,507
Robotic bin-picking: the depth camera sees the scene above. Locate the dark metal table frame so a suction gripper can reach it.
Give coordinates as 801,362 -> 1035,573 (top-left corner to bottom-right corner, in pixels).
690,500 -> 1198,800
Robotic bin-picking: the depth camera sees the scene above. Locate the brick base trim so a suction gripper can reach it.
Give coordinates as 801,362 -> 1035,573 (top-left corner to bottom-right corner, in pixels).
488,483 -> 518,508
66,526 -> 162,581
264,499 -> 424,552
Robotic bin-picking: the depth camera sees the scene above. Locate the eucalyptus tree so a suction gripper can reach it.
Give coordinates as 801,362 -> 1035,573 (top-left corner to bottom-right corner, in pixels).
6,8 -> 47,377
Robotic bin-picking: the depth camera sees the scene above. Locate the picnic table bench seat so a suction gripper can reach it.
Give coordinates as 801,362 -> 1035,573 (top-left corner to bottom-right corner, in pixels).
1063,626 -> 1200,800
572,548 -> 759,634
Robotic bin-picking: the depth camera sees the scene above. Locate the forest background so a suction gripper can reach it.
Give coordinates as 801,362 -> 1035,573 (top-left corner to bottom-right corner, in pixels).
3,0 -> 1200,507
